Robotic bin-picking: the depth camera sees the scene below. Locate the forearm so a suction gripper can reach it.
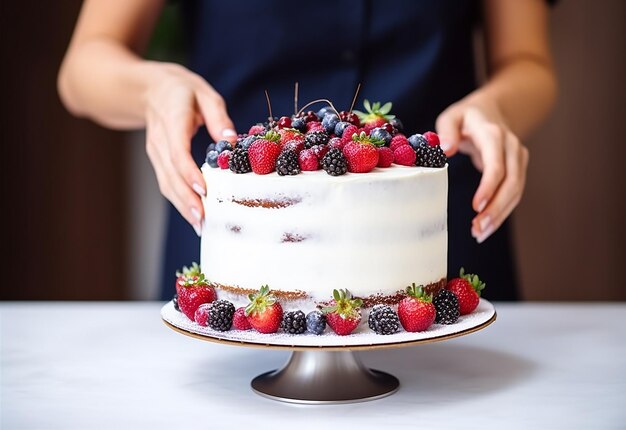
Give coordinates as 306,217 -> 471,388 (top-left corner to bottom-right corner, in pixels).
469,58 -> 557,139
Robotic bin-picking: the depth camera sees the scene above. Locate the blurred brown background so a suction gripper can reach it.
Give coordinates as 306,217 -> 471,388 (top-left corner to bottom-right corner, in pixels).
1,0 -> 625,301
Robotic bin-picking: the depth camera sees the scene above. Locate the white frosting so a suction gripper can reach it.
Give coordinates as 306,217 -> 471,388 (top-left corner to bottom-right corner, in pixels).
200,164 -> 447,308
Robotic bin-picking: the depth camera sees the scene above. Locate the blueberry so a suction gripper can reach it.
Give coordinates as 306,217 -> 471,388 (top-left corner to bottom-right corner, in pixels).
317,106 -> 334,119
370,128 -> 392,145
206,149 -> 219,168
291,117 -> 307,133
321,113 -> 339,134
306,310 -> 327,335
408,134 -> 428,150
215,140 -> 233,153
334,121 -> 351,137
206,143 -> 217,154
390,118 -> 404,133
238,135 -> 259,150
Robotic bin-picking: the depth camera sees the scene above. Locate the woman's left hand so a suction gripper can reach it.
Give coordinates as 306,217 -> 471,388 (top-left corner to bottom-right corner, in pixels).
435,93 -> 530,243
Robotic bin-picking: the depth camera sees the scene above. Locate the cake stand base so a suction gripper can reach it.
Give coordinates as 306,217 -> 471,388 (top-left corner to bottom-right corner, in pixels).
250,350 -> 399,404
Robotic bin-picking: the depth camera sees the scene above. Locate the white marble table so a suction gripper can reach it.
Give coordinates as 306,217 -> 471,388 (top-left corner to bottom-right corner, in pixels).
1,302 -> 625,429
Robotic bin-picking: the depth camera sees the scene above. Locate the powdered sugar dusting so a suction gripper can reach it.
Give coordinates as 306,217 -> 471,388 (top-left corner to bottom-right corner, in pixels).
161,299 -> 495,348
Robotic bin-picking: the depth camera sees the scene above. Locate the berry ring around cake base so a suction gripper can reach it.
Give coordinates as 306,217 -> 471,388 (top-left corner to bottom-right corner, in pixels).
161,299 -> 496,404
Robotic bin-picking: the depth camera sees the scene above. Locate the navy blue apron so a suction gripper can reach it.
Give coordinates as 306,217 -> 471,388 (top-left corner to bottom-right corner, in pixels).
159,0 -> 519,301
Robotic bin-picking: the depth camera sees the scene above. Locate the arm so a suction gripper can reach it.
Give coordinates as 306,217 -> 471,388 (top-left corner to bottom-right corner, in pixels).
436,0 -> 557,243
58,0 -> 237,234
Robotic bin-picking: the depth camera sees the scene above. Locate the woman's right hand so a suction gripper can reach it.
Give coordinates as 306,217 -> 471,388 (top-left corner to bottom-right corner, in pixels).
144,63 -> 237,236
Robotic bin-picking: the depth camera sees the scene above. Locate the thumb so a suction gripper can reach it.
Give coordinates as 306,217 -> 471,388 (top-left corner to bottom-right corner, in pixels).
435,105 -> 464,156
194,85 -> 237,144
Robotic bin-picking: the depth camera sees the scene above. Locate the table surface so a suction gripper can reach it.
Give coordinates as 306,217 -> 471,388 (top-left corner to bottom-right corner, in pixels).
2,302 -> 625,430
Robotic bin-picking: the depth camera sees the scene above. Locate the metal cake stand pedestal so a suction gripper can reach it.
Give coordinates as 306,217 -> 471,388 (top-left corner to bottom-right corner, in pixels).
162,299 -> 496,405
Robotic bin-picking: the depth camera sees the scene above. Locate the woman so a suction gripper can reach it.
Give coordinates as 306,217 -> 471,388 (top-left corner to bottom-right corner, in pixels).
58,0 -> 557,301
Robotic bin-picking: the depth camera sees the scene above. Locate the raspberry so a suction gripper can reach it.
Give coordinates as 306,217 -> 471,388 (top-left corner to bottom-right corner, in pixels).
423,131 -> 440,147
341,124 -> 359,140
310,144 -> 329,160
343,141 -> 379,173
248,124 -> 266,135
328,137 -> 345,151
248,139 -> 282,174
393,145 -> 417,166
283,139 -> 305,154
389,135 -> 409,151
298,149 -> 319,171
306,121 -> 324,133
217,150 -> 231,169
194,303 -> 211,326
233,307 -> 252,330
377,147 -> 394,167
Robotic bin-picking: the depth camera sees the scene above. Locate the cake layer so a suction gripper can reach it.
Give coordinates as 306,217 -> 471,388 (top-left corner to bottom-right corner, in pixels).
200,165 -> 448,309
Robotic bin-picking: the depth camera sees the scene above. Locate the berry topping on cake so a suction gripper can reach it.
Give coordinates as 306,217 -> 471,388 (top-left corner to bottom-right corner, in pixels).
276,150 -> 301,176
393,144 -> 417,166
245,285 -> 284,334
423,131 -> 440,147
322,289 -> 363,336
229,147 -> 252,174
433,289 -> 460,325
304,131 -> 330,148
306,310 -> 327,335
415,140 -> 448,168
194,303 -> 211,326
208,299 -> 235,331
353,100 -> 395,131
206,150 -> 219,168
177,274 -> 217,321
398,283 -> 436,332
248,133 -> 282,175
298,149 -> 319,171
321,148 -> 348,176
368,304 -> 400,335
217,150 -> 231,169
446,268 -> 486,315
232,307 -> 252,330
377,147 -> 394,168
281,310 -> 307,334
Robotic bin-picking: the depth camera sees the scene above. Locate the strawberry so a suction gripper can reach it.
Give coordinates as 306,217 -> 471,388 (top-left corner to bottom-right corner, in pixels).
217,150 -> 231,169
393,145 -> 417,166
175,262 -> 202,295
377,147 -> 394,168
177,274 -> 217,321
353,100 -> 395,130
248,131 -> 282,175
389,135 -> 409,152
298,149 -> 319,171
446,268 -> 486,315
232,307 -> 252,330
322,289 -> 363,336
398,283 -> 436,332
277,128 -> 304,145
245,285 -> 284,334
248,124 -> 266,135
423,131 -> 440,147
194,303 -> 211,326
342,131 -> 384,173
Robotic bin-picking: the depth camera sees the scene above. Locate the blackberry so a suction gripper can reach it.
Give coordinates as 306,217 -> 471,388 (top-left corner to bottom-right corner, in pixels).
276,150 -> 301,176
368,305 -> 400,335
228,148 -> 252,173
206,149 -> 219,168
304,131 -> 330,148
433,290 -> 460,324
282,310 -> 307,334
306,310 -> 327,335
208,299 -> 235,331
321,148 -> 348,176
415,141 -> 447,168
291,117 -> 307,133
172,293 -> 180,312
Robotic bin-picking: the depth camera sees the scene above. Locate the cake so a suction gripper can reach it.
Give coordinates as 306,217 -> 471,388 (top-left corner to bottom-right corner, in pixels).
200,163 -> 448,310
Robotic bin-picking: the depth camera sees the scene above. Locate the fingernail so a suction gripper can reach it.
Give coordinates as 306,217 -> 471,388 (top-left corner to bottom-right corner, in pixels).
191,207 -> 202,222
476,225 -> 494,244
192,182 -> 206,196
477,200 -> 487,213
222,128 -> 236,137
193,223 -> 202,237
479,215 -> 491,233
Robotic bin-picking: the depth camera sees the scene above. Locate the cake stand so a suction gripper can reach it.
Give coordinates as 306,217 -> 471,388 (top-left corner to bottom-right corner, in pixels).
162,299 -> 496,405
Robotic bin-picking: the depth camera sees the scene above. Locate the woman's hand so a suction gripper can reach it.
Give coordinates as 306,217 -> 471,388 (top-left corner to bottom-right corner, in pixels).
144,63 -> 237,236
436,93 -> 529,243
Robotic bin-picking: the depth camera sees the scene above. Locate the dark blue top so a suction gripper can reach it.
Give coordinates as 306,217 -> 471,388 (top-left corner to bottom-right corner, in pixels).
159,0 -> 519,301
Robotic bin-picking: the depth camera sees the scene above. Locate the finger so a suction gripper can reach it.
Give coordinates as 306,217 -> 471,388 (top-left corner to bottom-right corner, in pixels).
464,122 -> 506,214
435,104 -> 463,156
193,81 -> 237,143
472,133 -> 528,243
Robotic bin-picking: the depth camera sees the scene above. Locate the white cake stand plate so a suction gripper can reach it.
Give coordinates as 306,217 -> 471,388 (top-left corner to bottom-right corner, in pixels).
162,299 -> 496,404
